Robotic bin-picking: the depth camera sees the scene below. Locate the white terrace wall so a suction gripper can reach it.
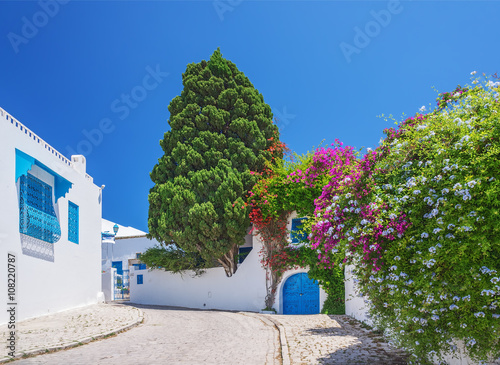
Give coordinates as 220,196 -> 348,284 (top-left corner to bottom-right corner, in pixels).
131,213 -> 326,313
0,108 -> 102,324
130,234 -> 268,312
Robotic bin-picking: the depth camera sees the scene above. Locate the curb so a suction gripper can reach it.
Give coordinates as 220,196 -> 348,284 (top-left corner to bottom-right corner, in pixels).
260,315 -> 291,365
1,305 -> 144,363
240,312 -> 291,365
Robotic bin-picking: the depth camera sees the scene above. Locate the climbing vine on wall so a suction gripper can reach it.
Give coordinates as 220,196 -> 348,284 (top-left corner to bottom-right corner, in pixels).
249,141 -> 357,311
311,77 -> 500,364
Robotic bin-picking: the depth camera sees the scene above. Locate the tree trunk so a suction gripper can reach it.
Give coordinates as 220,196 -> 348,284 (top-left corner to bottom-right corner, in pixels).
264,265 -> 282,310
261,212 -> 289,310
217,243 -> 239,277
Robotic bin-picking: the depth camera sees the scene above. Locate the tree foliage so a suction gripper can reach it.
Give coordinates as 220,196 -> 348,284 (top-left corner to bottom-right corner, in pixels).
148,49 -> 281,277
140,246 -> 208,277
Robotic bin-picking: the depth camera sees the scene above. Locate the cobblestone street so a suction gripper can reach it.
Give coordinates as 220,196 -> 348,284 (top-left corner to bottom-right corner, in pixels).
2,303 -> 411,365
9,304 -> 280,365
1,303 -> 142,361
266,314 -> 408,365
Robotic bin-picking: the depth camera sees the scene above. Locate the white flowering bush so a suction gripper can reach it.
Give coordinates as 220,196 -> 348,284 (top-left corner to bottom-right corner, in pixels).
312,77 -> 500,363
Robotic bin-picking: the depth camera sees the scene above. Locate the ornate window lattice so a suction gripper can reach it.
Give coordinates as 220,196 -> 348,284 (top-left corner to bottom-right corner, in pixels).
68,201 -> 79,244
19,174 -> 61,244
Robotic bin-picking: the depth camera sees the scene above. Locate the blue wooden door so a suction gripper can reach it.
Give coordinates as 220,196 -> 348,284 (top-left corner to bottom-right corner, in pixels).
283,273 -> 320,314
112,261 -> 123,275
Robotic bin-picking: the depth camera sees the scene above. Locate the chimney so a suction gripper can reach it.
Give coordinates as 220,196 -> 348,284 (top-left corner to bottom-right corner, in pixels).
71,155 -> 87,176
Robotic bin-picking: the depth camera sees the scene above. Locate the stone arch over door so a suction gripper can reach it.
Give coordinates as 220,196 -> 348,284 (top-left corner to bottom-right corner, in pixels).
282,272 -> 320,314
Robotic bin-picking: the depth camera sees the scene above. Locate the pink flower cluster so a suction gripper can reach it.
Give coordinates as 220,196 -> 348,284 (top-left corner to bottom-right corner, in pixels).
310,148 -> 410,271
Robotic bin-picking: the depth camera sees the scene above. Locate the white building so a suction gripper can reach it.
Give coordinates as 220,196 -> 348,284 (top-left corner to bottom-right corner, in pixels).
0,108 -> 103,324
130,213 -> 327,314
101,219 -> 156,301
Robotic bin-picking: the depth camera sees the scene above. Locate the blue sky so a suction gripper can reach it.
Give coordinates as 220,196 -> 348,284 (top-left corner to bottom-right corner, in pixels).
1,0 -> 498,232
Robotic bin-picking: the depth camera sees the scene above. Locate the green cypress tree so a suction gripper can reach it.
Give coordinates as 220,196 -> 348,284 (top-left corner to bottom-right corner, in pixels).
148,49 -> 281,277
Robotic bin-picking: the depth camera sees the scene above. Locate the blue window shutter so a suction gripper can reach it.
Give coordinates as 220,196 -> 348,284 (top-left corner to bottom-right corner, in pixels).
291,218 -> 308,243
68,201 -> 79,244
137,275 -> 143,285
19,174 -> 61,243
238,247 -> 252,264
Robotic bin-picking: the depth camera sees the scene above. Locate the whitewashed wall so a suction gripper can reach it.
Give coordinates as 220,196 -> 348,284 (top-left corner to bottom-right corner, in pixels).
344,264 -> 372,326
130,234 -> 268,312
102,236 -> 156,272
131,213 -> 326,313
0,108 -> 102,324
101,268 -> 116,302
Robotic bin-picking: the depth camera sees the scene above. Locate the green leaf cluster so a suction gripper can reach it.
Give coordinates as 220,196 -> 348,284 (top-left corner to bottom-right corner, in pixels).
339,79 -> 500,363
140,246 -> 208,277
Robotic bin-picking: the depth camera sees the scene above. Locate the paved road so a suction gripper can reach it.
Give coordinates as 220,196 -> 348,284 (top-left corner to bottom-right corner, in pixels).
266,314 -> 408,365
14,305 -> 281,365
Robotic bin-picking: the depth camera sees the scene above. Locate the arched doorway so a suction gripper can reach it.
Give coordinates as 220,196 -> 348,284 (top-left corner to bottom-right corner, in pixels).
283,273 -> 320,314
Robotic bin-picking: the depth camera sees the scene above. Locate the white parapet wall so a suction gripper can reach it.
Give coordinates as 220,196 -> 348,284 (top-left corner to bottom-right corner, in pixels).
130,236 -> 268,312
0,108 -> 102,324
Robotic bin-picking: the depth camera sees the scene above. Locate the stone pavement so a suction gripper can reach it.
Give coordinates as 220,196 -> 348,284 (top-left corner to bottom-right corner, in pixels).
1,302 -> 411,365
0,302 -> 143,362
264,313 -> 409,365
7,304 -> 280,365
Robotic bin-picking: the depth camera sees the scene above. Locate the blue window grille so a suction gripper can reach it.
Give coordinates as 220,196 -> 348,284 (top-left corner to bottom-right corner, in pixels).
133,263 -> 147,270
137,274 -> 143,285
19,174 -> 61,243
291,218 -> 308,243
68,201 -> 79,244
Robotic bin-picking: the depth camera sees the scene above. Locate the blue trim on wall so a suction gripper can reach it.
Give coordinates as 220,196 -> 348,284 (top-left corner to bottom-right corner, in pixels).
19,173 -> 61,244
15,149 -> 73,201
68,201 -> 79,244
